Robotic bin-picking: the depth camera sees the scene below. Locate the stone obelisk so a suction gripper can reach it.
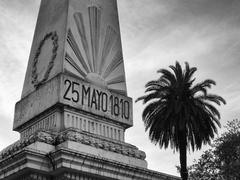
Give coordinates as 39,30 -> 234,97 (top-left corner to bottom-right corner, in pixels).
0,0 -> 179,179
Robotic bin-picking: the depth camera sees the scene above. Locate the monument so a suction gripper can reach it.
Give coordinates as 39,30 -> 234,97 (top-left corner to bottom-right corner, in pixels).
0,0 -> 180,179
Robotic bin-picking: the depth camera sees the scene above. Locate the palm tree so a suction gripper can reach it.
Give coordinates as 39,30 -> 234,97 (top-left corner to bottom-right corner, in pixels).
136,62 -> 226,180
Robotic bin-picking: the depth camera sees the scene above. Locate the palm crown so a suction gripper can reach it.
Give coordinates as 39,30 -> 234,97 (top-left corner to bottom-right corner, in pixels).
136,61 -> 226,179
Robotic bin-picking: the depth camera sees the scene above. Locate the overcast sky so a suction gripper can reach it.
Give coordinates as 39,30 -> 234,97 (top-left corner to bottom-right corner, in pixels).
1,0 -> 240,177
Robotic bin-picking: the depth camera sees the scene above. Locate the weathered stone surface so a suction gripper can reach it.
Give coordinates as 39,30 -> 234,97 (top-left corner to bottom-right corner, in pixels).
20,110 -> 61,139
21,0 -> 127,99
21,0 -> 69,99
65,0 -> 127,95
58,140 -> 147,168
18,105 -> 127,142
0,139 -> 180,180
14,75 -> 60,131
15,0 -> 131,131
0,131 -> 55,160
62,109 -> 126,141
14,73 -> 133,131
60,74 -> 133,127
1,129 -> 145,162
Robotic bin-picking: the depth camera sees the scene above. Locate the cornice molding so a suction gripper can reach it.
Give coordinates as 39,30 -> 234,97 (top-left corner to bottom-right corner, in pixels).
0,129 -> 145,161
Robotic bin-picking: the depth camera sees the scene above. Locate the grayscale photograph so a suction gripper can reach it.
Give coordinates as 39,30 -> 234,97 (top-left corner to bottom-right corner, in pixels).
0,0 -> 239,179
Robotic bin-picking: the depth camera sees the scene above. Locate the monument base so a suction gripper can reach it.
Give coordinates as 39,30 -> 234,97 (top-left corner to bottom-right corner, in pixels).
0,130 -> 179,180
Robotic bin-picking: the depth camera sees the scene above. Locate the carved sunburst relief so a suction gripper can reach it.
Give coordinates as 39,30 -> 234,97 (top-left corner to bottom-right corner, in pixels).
64,5 -> 127,95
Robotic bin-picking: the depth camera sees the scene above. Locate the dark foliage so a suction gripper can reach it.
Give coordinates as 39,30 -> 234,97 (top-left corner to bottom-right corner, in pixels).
214,119 -> 240,179
136,62 -> 225,180
187,119 -> 240,180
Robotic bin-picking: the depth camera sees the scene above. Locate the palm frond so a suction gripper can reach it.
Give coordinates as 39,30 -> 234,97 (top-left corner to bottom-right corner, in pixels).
196,94 -> 226,105
157,69 -> 176,85
136,61 -> 225,154
145,80 -> 161,88
135,92 -> 159,104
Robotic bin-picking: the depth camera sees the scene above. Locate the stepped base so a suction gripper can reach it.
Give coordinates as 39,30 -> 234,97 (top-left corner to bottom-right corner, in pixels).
0,130 -> 179,180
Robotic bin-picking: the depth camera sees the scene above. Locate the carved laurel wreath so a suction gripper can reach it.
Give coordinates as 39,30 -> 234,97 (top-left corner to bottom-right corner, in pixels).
32,31 -> 58,88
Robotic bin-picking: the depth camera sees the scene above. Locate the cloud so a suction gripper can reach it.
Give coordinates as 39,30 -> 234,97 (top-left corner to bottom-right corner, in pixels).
119,0 -> 240,59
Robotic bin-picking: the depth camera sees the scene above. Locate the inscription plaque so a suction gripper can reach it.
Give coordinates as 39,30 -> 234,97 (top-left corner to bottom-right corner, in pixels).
60,75 -> 133,127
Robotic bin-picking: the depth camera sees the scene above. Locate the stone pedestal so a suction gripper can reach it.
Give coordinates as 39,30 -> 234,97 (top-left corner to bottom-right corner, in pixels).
0,129 -> 179,180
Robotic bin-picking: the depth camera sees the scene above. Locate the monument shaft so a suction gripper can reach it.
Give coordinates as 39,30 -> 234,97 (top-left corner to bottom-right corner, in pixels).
13,0 -> 132,134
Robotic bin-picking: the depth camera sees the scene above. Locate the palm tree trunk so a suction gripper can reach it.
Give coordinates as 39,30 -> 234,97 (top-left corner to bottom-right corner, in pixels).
179,132 -> 188,180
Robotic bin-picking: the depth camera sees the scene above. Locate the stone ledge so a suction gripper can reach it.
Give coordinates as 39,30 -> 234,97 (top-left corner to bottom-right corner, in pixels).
56,128 -> 146,160
56,140 -> 148,168
52,146 -> 180,180
0,129 -> 146,161
0,131 -> 55,160
0,148 -> 51,179
0,143 -> 179,180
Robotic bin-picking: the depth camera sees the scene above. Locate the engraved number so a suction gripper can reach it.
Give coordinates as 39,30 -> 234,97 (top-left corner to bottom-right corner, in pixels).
114,97 -> 120,116
110,95 -> 129,119
72,82 -> 80,102
124,101 -> 130,119
63,80 -> 80,103
63,79 -> 71,101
